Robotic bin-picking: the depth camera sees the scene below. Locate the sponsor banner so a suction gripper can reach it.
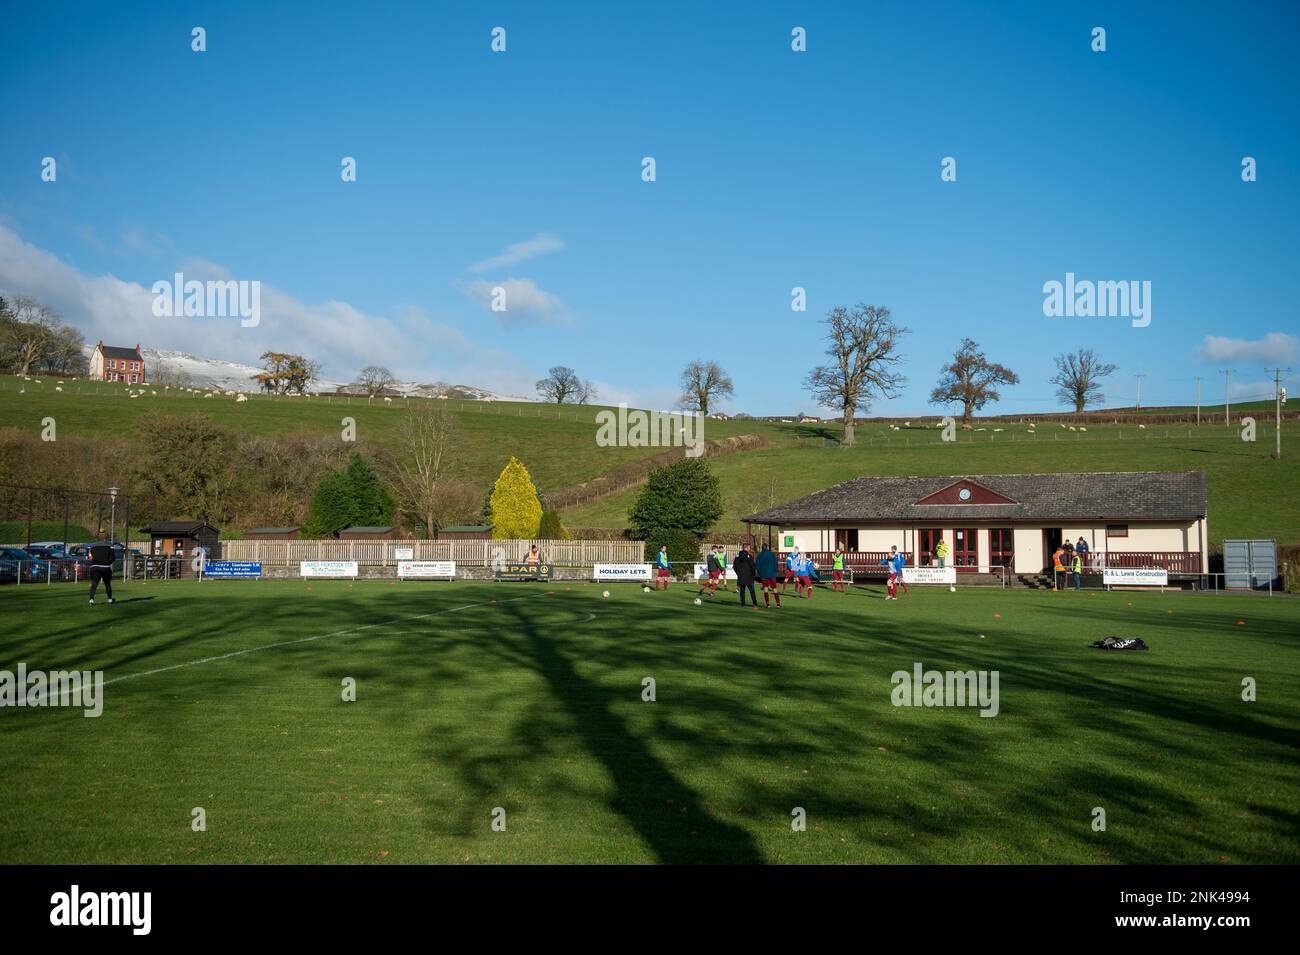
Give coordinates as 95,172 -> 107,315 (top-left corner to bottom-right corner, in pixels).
902,566 -> 957,585
300,560 -> 358,578
1103,567 -> 1168,586
393,547 -> 415,560
495,563 -> 551,581
693,564 -> 737,580
203,561 -> 262,579
593,563 -> 652,581
397,560 -> 456,579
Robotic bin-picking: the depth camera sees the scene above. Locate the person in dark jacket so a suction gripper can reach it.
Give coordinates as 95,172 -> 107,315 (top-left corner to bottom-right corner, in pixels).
87,542 -> 115,605
755,542 -> 781,608
733,545 -> 759,608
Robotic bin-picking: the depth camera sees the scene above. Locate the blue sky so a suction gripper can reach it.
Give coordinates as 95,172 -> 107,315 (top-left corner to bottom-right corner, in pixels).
1,0 -> 1296,413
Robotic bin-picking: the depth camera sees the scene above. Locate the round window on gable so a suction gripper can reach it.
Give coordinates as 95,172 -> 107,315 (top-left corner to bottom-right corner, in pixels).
958,488 -> 972,501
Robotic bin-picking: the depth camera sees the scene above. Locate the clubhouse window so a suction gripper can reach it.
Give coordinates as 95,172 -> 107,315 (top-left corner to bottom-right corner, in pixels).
1106,524 -> 1129,538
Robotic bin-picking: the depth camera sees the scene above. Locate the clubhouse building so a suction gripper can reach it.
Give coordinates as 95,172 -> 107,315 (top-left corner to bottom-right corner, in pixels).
742,471 -> 1208,577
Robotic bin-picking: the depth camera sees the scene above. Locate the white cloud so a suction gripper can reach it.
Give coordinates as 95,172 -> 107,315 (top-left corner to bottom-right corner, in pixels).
468,233 -> 564,273
461,276 -> 572,325
0,224 -> 517,389
1199,332 -> 1299,363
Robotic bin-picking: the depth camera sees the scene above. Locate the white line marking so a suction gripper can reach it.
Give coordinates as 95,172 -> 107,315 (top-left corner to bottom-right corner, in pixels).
99,594 -> 544,688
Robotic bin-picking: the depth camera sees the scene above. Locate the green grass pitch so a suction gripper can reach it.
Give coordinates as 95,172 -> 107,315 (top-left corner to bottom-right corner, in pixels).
1,578 -> 1296,864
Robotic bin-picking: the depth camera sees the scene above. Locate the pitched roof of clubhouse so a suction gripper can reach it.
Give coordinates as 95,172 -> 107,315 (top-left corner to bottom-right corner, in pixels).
743,471 -> 1207,524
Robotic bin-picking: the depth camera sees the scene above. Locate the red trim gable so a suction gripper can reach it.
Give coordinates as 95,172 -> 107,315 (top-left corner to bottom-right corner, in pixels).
914,479 -> 1017,506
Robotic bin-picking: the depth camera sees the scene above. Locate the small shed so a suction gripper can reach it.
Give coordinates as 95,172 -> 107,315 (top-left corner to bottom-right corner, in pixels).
1223,539 -> 1280,590
438,524 -> 493,541
338,526 -> 401,541
140,521 -> 221,558
246,526 -> 301,540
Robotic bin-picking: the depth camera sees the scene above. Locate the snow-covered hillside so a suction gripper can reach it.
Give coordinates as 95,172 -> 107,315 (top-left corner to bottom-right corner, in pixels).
82,344 -> 533,401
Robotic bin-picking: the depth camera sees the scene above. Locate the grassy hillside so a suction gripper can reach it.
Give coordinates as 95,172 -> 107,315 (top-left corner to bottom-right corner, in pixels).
4,376 -> 1296,545
567,421 -> 1300,545
0,520 -> 94,543
0,375 -> 809,494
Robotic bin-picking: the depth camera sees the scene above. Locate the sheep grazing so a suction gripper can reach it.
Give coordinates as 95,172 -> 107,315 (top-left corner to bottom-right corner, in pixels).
903,421 -> 911,428
993,427 -> 1004,432
1069,426 -> 1077,432
55,386 -> 63,392
235,394 -> 248,403
383,396 -> 393,403
1080,427 -> 1088,432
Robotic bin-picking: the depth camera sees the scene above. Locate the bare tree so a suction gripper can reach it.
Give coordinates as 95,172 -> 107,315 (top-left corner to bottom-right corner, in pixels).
286,356 -> 320,394
356,365 -> 397,397
805,304 -> 908,446
929,338 -> 1019,426
389,402 -> 471,538
679,360 -> 734,416
41,322 -> 88,377
1,295 -> 61,376
150,359 -> 194,388
536,366 -> 595,404
1051,348 -> 1118,412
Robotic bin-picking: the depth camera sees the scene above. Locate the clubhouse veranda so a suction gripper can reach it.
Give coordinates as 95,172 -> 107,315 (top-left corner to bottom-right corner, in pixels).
742,471 -> 1208,578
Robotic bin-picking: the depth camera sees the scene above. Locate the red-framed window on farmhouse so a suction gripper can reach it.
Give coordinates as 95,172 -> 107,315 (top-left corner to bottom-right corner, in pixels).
953,527 -> 978,568
989,528 -> 1014,567
919,528 -> 944,566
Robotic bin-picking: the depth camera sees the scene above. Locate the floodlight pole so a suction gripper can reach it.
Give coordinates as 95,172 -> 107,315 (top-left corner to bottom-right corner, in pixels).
108,486 -> 118,545
1194,377 -> 1201,426
1222,370 -> 1231,426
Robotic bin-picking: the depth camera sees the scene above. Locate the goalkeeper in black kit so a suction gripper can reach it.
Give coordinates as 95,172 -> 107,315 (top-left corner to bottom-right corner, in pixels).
87,542 -> 116,605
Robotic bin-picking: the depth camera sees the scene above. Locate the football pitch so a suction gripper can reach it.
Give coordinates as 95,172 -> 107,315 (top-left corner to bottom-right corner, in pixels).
1,579 -> 1297,864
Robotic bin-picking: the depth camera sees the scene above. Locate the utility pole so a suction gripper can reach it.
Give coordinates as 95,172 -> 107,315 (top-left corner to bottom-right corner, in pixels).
1269,368 -> 1288,459
1194,376 -> 1201,426
1135,374 -> 1145,410
1222,369 -> 1231,425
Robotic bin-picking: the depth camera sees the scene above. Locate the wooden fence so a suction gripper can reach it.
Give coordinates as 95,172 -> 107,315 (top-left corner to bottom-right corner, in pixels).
220,538 -> 645,567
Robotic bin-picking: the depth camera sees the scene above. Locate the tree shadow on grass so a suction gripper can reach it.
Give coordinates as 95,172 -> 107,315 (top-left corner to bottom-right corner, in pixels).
432,599 -> 765,863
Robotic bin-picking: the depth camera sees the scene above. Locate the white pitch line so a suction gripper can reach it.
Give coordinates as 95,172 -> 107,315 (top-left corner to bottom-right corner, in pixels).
99,593 -> 545,689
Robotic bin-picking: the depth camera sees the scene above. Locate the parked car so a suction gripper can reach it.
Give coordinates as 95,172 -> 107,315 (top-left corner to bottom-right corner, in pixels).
28,540 -> 70,554
0,547 -> 36,583
67,542 -> 140,574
